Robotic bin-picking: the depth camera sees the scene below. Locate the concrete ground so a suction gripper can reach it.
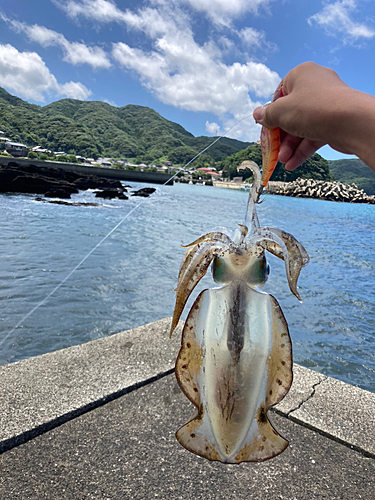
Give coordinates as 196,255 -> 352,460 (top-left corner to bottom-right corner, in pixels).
0,318 -> 374,499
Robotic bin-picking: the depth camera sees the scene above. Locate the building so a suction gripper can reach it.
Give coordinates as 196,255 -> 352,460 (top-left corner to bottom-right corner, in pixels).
5,141 -> 28,157
32,146 -> 51,154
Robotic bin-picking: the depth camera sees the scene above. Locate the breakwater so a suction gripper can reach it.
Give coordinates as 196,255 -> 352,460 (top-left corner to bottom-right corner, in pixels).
266,178 -> 375,204
0,157 -> 173,185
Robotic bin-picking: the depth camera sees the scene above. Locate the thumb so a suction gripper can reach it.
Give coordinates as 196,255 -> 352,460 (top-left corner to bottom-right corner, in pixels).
253,97 -> 288,129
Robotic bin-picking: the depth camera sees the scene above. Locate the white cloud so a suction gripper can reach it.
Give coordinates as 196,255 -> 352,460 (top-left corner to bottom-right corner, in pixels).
111,2 -> 279,141
112,39 -> 278,106
240,27 -> 265,48
57,0 -> 273,27
54,0 -> 280,141
1,15 -> 111,69
205,121 -> 221,135
181,0 -> 272,26
112,38 -> 277,141
0,44 -> 91,102
54,0 -> 131,23
239,27 -> 277,52
59,81 -> 92,100
308,0 -> 375,42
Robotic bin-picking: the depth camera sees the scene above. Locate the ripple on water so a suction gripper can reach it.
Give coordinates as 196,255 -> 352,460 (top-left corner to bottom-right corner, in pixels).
1,185 -> 375,392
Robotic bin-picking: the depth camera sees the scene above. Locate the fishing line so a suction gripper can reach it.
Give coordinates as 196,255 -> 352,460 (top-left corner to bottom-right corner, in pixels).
3,112 -> 254,346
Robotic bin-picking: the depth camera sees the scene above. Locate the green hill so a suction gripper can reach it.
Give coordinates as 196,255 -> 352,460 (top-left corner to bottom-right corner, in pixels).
0,87 -> 249,163
328,158 -> 375,195
218,143 -> 332,182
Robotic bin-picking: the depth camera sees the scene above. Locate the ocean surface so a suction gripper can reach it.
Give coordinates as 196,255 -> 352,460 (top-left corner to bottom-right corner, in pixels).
1,182 -> 375,392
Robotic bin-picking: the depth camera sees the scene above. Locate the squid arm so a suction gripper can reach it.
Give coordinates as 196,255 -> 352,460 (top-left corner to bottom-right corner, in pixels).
249,229 -> 305,301
170,241 -> 226,337
261,227 -> 309,268
175,232 -> 233,294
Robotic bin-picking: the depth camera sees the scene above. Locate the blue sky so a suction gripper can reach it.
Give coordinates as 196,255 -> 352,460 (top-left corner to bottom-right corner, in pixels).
1,0 -> 375,161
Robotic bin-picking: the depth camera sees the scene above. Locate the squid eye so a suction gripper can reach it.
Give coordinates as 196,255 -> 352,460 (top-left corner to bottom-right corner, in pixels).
249,255 -> 269,286
212,256 -> 229,284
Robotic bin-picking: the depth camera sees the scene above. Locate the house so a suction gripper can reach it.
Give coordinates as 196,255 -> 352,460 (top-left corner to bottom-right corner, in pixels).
5,141 -> 28,157
97,158 -> 112,167
123,161 -> 138,169
32,146 -> 51,154
157,165 -> 169,173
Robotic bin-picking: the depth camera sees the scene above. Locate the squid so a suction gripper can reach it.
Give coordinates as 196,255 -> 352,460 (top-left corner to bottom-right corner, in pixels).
170,86 -> 308,464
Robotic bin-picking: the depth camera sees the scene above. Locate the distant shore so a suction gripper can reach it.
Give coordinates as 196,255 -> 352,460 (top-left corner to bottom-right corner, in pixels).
213,178 -> 375,204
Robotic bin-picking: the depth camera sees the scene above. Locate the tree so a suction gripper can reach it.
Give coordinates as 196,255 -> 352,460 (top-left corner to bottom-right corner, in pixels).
219,144 -> 332,182
168,146 -> 197,165
270,154 -> 332,182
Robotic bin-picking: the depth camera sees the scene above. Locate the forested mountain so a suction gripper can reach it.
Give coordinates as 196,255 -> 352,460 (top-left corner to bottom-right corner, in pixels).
0,87 -> 249,162
328,158 -> 375,195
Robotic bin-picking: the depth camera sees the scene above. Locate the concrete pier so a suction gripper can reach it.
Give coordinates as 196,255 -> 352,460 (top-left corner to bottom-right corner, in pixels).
0,157 -> 174,185
0,318 -> 374,499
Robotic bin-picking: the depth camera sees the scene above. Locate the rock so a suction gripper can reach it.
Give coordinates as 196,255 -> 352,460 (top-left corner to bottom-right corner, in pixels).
0,162 -> 157,205
266,179 -> 374,204
45,189 -> 72,199
6,173 -> 78,195
35,197 -> 99,207
131,187 -> 156,197
95,189 -> 128,200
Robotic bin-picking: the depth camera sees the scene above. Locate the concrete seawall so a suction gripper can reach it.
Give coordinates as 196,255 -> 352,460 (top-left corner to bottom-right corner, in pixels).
0,318 -> 374,498
0,157 -> 173,185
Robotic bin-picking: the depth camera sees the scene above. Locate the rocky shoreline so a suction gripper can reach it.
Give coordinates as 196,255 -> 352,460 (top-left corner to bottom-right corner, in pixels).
0,162 -> 155,202
266,178 -> 375,204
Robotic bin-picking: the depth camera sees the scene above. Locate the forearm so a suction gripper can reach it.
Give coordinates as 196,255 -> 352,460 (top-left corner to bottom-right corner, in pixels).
343,89 -> 375,172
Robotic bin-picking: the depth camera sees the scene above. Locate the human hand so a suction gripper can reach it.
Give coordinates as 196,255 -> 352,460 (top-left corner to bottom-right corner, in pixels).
253,62 -> 358,171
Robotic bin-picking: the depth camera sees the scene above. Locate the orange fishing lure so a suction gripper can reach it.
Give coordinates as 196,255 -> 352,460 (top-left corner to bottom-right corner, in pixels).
260,86 -> 283,187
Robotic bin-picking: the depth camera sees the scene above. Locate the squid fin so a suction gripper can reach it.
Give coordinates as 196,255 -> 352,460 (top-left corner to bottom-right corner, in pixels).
176,412 -> 221,462
175,292 -> 205,406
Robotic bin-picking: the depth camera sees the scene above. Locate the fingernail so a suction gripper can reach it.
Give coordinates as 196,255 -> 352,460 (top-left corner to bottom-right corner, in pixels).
253,106 -> 265,124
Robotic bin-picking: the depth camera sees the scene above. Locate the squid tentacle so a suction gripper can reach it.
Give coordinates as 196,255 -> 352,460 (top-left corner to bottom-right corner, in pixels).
170,241 -> 227,337
261,227 -> 309,267
248,229 -> 305,301
176,231 -> 233,289
181,231 -> 233,248
176,244 -> 201,290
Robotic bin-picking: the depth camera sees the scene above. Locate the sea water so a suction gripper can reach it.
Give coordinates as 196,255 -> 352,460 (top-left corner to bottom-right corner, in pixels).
1,183 -> 374,392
